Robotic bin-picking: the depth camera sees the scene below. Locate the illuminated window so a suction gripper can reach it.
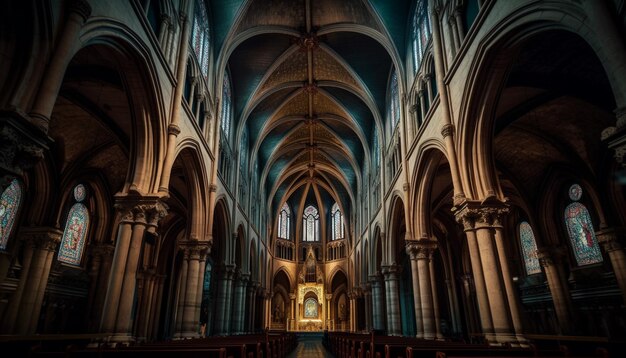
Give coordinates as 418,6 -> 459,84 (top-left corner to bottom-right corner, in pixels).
564,184 -> 602,266
0,178 -> 23,250
191,0 -> 210,77
278,203 -> 290,239
331,202 -> 344,241
412,0 -> 431,73
303,205 -> 319,242
58,184 -> 90,265
389,70 -> 400,129
221,72 -> 232,136
519,221 -> 541,275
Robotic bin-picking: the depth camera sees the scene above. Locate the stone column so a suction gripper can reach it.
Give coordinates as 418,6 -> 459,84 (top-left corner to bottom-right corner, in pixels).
12,227 -> 62,334
194,253 -> 207,334
88,244 -> 115,332
100,207 -> 135,334
430,259 -> 443,340
214,264 -> 234,334
150,275 -> 166,339
418,241 -> 437,340
247,282 -> 259,332
112,207 -> 149,340
455,208 -> 494,342
538,249 -> 572,334
232,273 -> 248,334
363,285 -> 372,331
1,234 -> 34,333
135,270 -> 154,341
474,209 -> 515,344
406,242 -> 423,338
29,0 -> 92,132
174,250 -> 189,338
369,274 -> 384,330
597,229 -> 626,304
290,293 -> 297,330
382,265 -> 402,336
326,294 -> 332,321
105,199 -> 166,341
182,243 -> 209,338
492,213 -> 526,344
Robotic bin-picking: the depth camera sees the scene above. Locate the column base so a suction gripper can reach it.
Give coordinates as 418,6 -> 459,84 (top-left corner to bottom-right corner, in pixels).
108,334 -> 135,344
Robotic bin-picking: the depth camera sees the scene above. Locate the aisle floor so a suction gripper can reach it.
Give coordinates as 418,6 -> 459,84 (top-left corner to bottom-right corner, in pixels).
286,334 -> 334,358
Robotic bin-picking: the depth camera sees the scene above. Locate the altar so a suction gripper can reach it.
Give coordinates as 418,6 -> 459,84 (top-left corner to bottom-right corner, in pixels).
296,282 -> 325,331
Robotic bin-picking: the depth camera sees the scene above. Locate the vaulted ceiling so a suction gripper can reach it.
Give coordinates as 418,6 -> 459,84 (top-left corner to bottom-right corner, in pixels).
211,0 -> 411,221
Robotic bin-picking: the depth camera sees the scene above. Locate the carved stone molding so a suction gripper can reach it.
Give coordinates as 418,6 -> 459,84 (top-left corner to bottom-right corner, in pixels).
596,228 -> 624,253
299,32 -> 319,51
21,227 -> 63,252
453,200 -> 509,230
68,0 -> 92,22
0,112 -> 48,189
406,239 -> 438,260
441,124 -> 454,138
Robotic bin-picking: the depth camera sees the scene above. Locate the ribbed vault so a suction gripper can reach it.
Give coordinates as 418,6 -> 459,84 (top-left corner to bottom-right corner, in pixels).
213,0 -> 408,230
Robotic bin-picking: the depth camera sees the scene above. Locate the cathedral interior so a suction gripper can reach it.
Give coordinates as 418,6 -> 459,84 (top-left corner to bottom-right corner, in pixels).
1,0 -> 626,356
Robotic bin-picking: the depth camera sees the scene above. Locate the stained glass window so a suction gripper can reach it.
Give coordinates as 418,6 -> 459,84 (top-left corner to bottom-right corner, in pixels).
191,0 -> 210,77
519,221 -> 541,275
303,205 -> 319,242
0,179 -> 23,250
304,297 -> 318,318
412,0 -> 431,74
278,203 -> 290,239
331,202 -> 344,241
564,184 -> 602,266
389,70 -> 400,129
221,72 -> 232,136
58,184 -> 90,265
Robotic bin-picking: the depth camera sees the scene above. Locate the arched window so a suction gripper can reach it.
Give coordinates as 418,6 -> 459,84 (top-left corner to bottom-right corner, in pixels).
564,184 -> 603,266
331,202 -> 344,241
389,70 -> 400,129
519,221 -> 541,275
412,0 -> 431,74
0,178 -> 23,250
58,184 -> 90,265
191,0 -> 210,77
278,203 -> 290,239
303,205 -> 319,242
221,72 -> 232,137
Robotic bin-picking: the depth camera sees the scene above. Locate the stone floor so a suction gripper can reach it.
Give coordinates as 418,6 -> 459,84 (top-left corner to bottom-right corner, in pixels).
286,333 -> 334,358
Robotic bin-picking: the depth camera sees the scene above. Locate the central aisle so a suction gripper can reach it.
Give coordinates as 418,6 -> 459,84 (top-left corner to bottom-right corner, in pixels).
286,333 -> 334,358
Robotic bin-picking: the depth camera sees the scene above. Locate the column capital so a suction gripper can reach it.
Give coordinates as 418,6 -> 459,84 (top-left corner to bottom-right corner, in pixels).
90,243 -> 115,258
453,199 -> 509,229
441,124 -> 455,138
326,293 -> 333,300
115,195 -> 168,226
406,239 -> 438,260
0,112 -> 48,187
596,228 -> 624,252
289,293 -> 297,300
381,264 -> 402,277
21,226 -> 63,251
237,272 -> 250,284
368,273 -> 382,283
537,247 -> 562,268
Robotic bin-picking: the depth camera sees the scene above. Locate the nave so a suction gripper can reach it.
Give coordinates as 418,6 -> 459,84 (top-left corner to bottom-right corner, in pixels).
1,0 -> 626,355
